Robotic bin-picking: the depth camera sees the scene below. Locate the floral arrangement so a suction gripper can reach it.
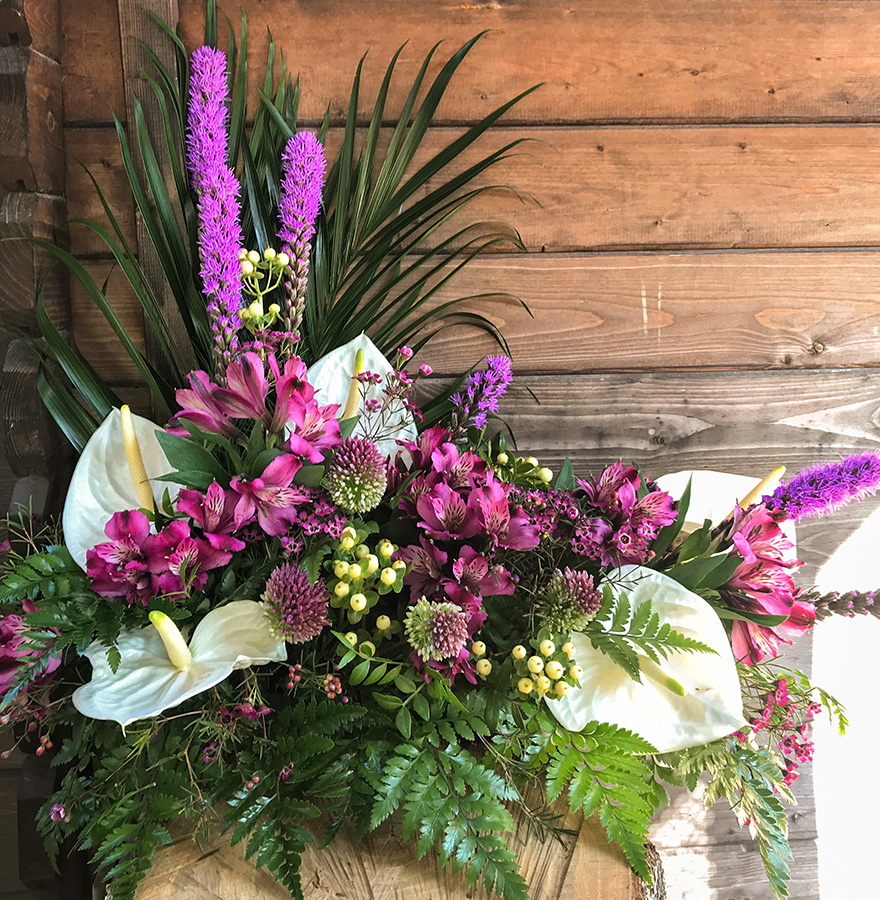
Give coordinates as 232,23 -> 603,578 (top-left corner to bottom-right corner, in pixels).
3,12 -> 880,900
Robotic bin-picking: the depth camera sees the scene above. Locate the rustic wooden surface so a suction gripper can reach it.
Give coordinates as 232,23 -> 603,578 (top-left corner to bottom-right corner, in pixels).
135,802 -> 665,900
9,0 -> 880,898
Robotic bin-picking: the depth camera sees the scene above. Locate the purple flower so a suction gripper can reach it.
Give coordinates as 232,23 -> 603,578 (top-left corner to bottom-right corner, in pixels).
467,476 -> 540,551
187,46 -> 243,371
449,355 -> 513,433
766,452 -> 880,522
416,483 -> 481,541
325,437 -> 388,513
262,562 -> 330,643
562,568 -> 603,616
0,601 -> 60,698
277,132 -> 326,340
230,454 -> 306,536
177,481 -> 247,553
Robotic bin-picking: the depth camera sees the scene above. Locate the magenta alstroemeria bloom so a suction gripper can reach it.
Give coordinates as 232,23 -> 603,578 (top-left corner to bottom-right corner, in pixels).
398,537 -> 448,601
0,601 -> 60,698
177,481 -> 247,553
230,454 -> 306,536
145,519 -> 230,596
467,477 -> 539,551
450,546 -> 514,597
430,442 -> 487,490
268,355 -> 313,432
412,645 -> 477,686
578,461 -> 640,514
399,426 -> 451,471
170,370 -> 245,440
211,352 -> 270,422
282,392 -> 342,463
87,510 -> 156,605
417,483 -> 481,541
442,583 -> 488,634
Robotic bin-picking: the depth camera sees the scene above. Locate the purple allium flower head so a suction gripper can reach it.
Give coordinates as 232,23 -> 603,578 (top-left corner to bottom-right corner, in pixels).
262,562 -> 329,643
405,597 -> 468,662
277,132 -> 326,341
449,355 -> 513,434
562,567 -> 603,616
187,46 -> 243,371
325,437 -> 387,513
765,452 -> 880,522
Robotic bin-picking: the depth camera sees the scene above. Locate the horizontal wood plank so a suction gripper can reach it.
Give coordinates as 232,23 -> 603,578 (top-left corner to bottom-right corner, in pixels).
65,125 -> 880,256
420,251 -> 880,373
182,1 -> 880,128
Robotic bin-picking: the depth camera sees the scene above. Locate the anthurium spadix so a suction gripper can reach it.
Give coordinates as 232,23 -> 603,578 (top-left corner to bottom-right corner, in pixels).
306,334 -> 417,459
63,407 -> 178,570
550,566 -> 745,753
72,601 -> 287,729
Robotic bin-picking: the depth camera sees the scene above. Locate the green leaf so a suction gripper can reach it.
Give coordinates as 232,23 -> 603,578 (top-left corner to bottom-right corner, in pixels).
554,458 -> 576,491
349,659 -> 371,685
395,706 -> 412,739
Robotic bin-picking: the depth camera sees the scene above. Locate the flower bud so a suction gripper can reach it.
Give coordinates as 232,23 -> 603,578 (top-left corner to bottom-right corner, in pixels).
247,250 -> 261,264
263,247 -> 277,260
277,251 -> 290,267
241,260 -> 254,275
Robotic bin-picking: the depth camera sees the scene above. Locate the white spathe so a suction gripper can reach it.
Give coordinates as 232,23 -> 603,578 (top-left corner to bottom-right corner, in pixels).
550,566 -> 745,753
656,469 -> 797,550
72,601 -> 287,729
306,334 -> 417,459
62,408 -> 177,569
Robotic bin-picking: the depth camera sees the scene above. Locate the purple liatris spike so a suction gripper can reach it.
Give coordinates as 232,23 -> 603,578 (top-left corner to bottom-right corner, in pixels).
187,46 -> 243,372
277,132 -> 326,342
325,437 -> 387,514
262,562 -> 330,643
765,452 -> 880,521
449,355 -> 513,435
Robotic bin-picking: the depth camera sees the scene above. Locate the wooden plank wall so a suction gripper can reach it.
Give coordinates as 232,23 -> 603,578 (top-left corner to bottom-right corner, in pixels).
27,0 -> 880,897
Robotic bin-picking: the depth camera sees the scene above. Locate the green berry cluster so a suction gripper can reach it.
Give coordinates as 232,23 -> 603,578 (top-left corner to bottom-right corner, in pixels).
236,247 -> 290,333
511,628 -> 583,701
326,525 -> 407,624
489,436 -> 553,488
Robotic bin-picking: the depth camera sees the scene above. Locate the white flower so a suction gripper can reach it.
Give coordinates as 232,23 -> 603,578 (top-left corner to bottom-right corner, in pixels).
72,601 -> 287,729
549,566 -> 745,753
306,334 -> 416,459
62,407 -> 177,569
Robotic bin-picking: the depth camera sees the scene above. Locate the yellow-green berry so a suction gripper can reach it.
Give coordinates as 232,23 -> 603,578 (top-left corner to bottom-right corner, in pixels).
334,581 -> 350,598
569,664 -> 584,680
334,560 -> 350,578
476,659 -> 492,678
525,456 -> 539,467
277,251 -> 290,267
350,593 -> 367,612
247,250 -> 260,264
344,631 -> 358,646
241,260 -> 254,275
392,559 -> 406,570
380,567 -> 397,586
378,540 -> 394,558
545,660 -> 564,680
471,641 -> 486,657
527,656 -> 544,674
341,536 -> 355,550
263,247 -> 276,260
517,677 -> 534,694
365,554 -> 379,574
376,615 -> 391,631
535,675 -> 551,693
555,681 -> 570,697
355,544 -> 370,559
496,452 -> 509,465
561,641 -> 575,658
539,639 -> 556,657
538,467 -> 553,483
348,563 -> 363,580
512,644 -> 527,660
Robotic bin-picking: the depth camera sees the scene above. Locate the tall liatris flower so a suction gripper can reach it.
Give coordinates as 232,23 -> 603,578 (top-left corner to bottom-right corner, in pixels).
449,355 -> 513,436
277,132 -> 326,343
765,452 -> 880,522
187,46 -> 243,372
325,437 -> 387,513
262,562 -> 330,643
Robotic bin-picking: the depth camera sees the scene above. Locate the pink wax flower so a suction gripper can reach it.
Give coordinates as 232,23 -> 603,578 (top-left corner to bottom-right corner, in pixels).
230,454 -> 306,536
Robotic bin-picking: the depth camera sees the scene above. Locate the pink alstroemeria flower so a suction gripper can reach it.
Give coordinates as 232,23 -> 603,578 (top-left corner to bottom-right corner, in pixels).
177,481 -> 247,553
145,519 -> 231,596
398,537 -> 448,600
170,370 -> 245,440
467,476 -> 540,551
416,483 -> 481,541
282,392 -> 342,463
450,545 -> 514,597
230,454 -> 306,536
87,510 -> 155,605
0,600 -> 61,698
211,352 -> 270,422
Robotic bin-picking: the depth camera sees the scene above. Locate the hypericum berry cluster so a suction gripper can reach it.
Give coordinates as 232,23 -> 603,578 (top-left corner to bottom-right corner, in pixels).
326,527 -> 406,624
491,448 -> 554,489
236,247 -> 295,332
734,677 -> 822,788
511,632 -> 583,701
339,611 -> 403,660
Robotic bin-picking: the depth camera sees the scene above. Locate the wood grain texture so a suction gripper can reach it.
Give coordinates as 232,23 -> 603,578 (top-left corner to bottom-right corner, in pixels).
59,0 -> 124,125
0,45 -> 63,192
64,124 -> 880,256
162,0 -> 880,128
415,251 -> 880,373
135,803 -> 660,900
0,0 -> 59,58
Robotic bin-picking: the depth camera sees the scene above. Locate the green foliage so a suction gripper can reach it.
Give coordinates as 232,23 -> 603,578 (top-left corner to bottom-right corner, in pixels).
0,544 -> 83,603
584,587 -> 715,682
661,739 -> 793,900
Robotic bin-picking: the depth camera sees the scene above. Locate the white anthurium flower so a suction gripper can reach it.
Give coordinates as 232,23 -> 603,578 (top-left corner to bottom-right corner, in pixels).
550,565 -> 745,753
72,601 -> 287,730
306,333 -> 417,459
63,407 -> 178,570
656,469 -> 796,550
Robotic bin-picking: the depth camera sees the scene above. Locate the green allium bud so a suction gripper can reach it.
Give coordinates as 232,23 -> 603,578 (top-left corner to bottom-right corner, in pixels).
325,437 -> 388,514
